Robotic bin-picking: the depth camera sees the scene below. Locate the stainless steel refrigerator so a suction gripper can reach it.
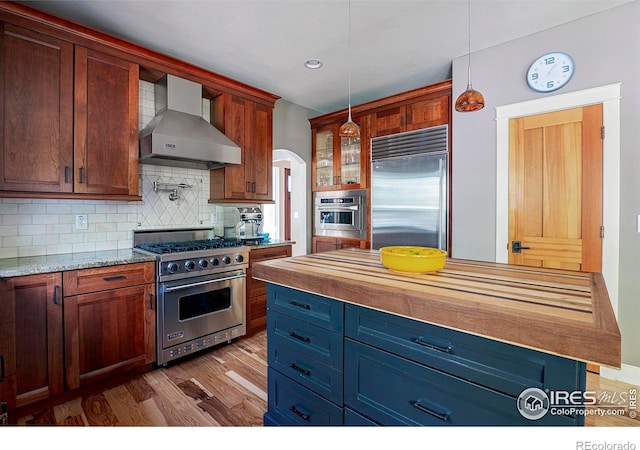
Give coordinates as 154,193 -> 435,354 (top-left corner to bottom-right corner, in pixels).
370,125 -> 448,250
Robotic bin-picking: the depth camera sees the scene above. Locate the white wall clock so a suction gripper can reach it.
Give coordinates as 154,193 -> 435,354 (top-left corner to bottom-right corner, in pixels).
526,52 -> 575,93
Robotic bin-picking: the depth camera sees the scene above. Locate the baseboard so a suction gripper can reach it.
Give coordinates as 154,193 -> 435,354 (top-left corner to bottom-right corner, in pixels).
600,363 -> 640,386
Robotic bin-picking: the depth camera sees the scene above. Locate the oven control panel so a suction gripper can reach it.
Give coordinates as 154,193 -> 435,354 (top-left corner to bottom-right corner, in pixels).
159,251 -> 248,278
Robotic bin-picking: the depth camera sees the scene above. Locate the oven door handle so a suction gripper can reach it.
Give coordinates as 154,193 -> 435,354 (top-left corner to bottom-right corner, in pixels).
164,273 -> 246,293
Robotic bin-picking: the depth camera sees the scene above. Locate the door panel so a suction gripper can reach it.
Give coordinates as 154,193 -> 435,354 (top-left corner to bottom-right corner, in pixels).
508,105 -> 602,272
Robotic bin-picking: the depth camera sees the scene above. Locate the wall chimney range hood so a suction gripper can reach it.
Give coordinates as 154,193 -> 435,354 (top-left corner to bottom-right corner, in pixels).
139,74 -> 241,170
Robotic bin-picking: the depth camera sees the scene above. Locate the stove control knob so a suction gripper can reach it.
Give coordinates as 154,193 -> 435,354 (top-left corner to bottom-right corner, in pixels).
235,254 -> 244,263
210,258 -> 220,266
185,260 -> 196,271
166,262 -> 179,274
198,259 -> 208,269
222,256 -> 231,264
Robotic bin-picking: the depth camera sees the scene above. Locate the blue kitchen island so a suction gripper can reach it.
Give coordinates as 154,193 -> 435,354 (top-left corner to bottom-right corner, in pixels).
253,249 -> 621,426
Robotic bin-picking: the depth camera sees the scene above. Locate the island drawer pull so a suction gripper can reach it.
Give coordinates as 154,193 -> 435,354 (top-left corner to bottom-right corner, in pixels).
289,300 -> 311,310
290,331 -> 311,343
290,362 -> 311,376
0,355 -> 5,381
414,337 -> 453,354
413,400 -> 451,422
103,275 -> 127,282
290,405 -> 310,421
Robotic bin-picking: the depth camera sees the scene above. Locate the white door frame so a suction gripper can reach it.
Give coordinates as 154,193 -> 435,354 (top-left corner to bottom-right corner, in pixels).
495,84 -> 621,320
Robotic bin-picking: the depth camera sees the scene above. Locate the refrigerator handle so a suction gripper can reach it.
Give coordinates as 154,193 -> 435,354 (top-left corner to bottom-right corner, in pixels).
438,157 -> 446,250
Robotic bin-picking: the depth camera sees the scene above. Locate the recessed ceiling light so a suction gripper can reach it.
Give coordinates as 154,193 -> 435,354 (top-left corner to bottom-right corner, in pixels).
304,59 -> 323,69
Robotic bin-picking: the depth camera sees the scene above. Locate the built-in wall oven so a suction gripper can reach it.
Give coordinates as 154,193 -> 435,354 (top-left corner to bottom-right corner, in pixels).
133,229 -> 248,365
314,189 -> 366,239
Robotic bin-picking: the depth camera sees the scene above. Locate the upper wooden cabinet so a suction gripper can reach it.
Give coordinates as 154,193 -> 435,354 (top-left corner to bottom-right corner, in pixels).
0,23 -> 74,194
373,95 -> 449,137
73,46 -> 139,197
312,120 -> 368,191
310,81 -> 451,193
209,93 -> 273,202
0,23 -> 140,200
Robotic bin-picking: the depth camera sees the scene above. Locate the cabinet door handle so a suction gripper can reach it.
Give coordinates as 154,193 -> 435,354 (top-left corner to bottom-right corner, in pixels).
413,400 -> 451,422
53,285 -> 58,305
289,331 -> 311,344
414,337 -> 453,354
103,275 -> 126,282
251,182 -> 256,193
290,362 -> 311,376
149,293 -> 154,310
0,355 -> 5,381
246,181 -> 251,192
289,405 -> 310,421
289,300 -> 310,310
64,166 -> 71,183
79,167 -> 84,184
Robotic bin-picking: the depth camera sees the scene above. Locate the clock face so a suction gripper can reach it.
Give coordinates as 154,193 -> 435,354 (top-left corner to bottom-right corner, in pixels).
526,52 -> 574,93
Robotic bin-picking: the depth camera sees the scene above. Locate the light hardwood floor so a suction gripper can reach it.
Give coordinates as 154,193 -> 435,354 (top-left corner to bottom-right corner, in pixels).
14,330 -> 639,427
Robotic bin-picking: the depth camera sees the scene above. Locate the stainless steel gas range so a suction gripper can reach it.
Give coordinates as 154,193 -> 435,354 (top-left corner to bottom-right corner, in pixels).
133,229 -> 248,365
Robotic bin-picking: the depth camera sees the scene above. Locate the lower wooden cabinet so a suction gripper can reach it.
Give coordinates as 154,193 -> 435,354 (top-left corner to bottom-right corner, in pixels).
62,262 -> 155,390
312,236 -> 366,253
0,273 -> 64,411
246,245 -> 291,336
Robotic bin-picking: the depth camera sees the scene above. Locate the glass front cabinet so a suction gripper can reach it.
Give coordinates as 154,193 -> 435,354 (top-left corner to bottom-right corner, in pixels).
312,119 -> 367,191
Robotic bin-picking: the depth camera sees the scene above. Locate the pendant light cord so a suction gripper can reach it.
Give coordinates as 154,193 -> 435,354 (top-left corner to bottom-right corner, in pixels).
347,0 -> 353,120
467,0 -> 472,88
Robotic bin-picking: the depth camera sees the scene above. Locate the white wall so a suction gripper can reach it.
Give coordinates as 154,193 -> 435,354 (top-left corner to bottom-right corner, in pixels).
272,99 -> 321,254
451,1 -> 640,374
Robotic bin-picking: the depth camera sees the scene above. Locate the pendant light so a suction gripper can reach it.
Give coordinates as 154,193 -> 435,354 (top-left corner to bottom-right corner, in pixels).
339,0 -> 360,137
455,0 -> 485,112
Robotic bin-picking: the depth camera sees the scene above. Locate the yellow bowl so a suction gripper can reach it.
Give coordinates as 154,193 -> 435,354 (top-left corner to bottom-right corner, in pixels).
379,246 -> 446,274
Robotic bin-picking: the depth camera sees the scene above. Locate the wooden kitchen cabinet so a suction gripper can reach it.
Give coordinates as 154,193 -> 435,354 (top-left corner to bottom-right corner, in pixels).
62,262 -> 155,390
246,245 -> 292,336
373,95 -> 449,137
209,93 -> 273,202
311,119 -> 368,191
0,273 -> 64,412
312,236 -> 367,253
0,23 -> 74,194
73,46 -> 139,197
0,22 -> 139,200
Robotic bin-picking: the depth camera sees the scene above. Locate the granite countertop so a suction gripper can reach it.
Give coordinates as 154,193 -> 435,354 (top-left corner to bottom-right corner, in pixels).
0,249 -> 156,278
0,240 -> 295,278
246,239 -> 295,250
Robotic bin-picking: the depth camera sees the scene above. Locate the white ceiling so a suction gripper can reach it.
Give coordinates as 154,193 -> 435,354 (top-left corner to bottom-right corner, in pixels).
23,0 -> 633,114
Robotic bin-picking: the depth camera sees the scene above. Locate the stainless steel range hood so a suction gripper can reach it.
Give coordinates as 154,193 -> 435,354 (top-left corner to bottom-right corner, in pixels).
139,74 -> 241,170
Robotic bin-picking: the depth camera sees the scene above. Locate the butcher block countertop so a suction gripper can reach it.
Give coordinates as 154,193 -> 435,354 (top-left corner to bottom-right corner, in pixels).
252,248 -> 621,368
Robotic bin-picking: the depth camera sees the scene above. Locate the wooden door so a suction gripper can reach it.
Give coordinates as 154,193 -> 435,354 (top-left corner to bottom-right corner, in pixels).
508,105 -> 603,272
74,47 -> 138,196
223,94 -> 249,199
0,273 -> 64,410
0,24 -> 73,193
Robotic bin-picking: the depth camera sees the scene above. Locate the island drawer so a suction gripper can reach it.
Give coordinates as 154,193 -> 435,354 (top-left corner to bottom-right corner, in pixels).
345,304 -> 585,398
268,368 -> 343,426
268,334 -> 343,404
344,339 -> 577,426
267,284 -> 343,332
268,311 -> 343,369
